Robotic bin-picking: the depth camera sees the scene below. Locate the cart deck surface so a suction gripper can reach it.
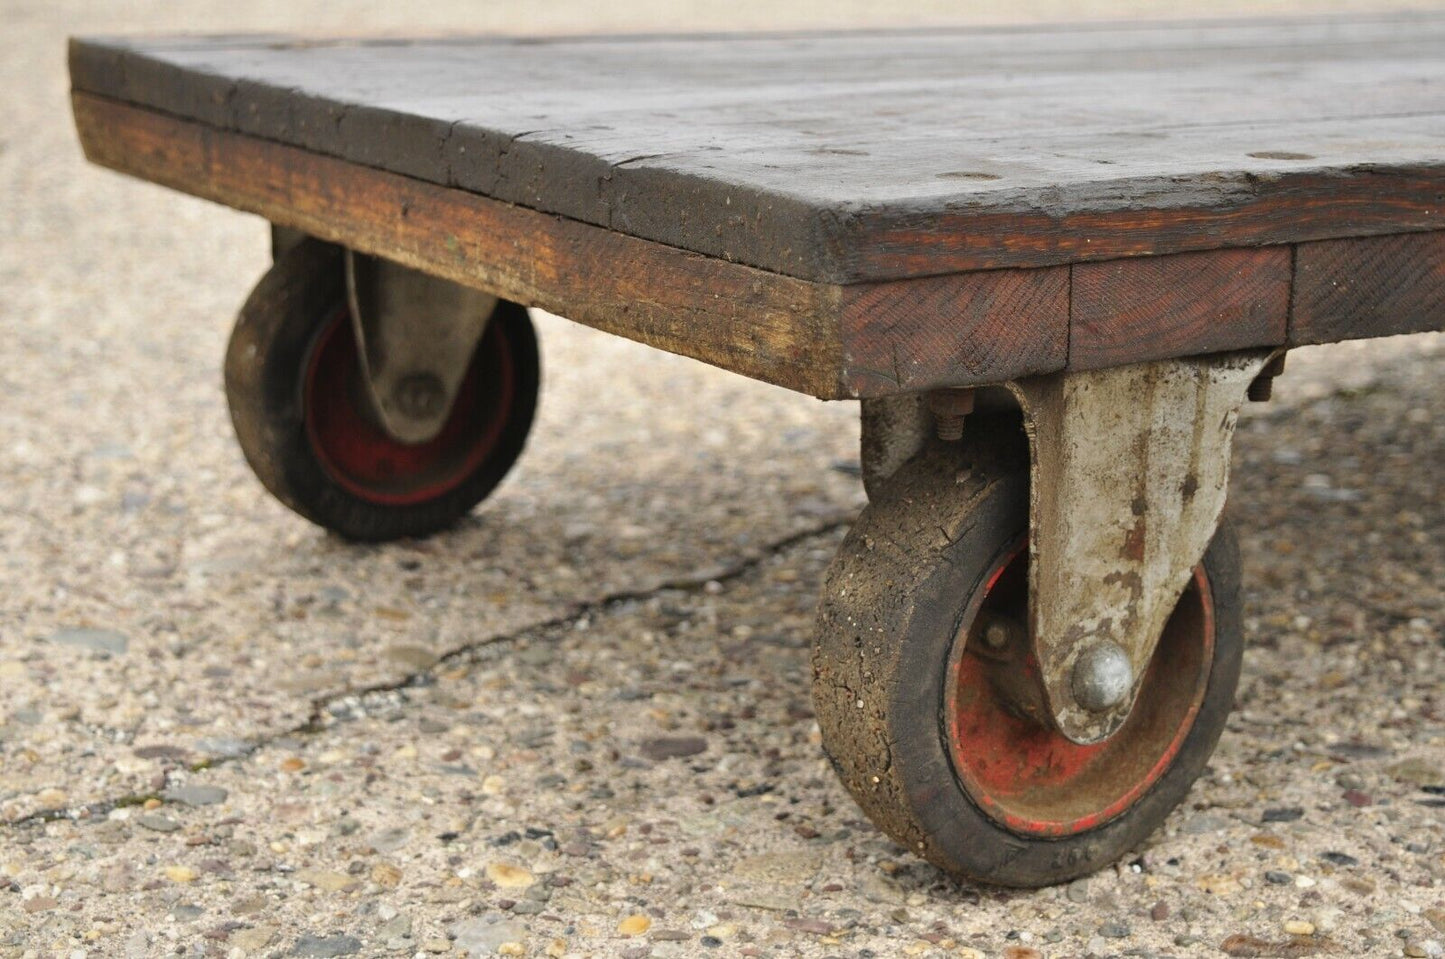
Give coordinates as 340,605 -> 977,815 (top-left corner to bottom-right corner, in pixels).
70,15 -> 1445,398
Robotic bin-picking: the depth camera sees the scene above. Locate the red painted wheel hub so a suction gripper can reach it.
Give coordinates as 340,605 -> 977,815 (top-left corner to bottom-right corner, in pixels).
946,542 -> 1214,837
303,307 -> 516,506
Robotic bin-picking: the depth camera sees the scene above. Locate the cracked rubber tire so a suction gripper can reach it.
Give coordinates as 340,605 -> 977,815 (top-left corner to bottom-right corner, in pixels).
812,437 -> 1243,887
225,239 -> 539,542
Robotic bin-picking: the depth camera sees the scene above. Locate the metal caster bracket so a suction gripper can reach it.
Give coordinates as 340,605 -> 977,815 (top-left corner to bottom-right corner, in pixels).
1008,350 -> 1277,744
343,250 -> 498,444
859,393 -> 931,501
859,350 -> 1278,745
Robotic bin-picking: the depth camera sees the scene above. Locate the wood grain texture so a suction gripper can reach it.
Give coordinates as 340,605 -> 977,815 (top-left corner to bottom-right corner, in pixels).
845,173 -> 1445,280
69,16 -> 1445,283
69,93 -> 1444,399
71,92 -> 847,398
70,93 -> 1088,397
840,269 -> 1069,394
1070,248 -> 1292,371
1292,231 -> 1445,345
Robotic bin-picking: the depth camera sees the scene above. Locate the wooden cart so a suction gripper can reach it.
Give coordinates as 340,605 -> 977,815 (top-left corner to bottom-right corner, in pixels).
69,14 -> 1445,886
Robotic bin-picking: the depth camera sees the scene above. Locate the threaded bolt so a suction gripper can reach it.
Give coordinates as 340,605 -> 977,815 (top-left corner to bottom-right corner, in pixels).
928,389 -> 976,442
935,415 -> 966,442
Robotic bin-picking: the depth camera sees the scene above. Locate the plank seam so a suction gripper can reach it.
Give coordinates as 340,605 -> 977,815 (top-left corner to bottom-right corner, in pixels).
1286,241 -> 1300,344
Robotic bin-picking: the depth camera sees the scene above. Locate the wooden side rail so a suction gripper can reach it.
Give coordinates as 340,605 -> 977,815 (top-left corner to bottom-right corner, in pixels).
73,93 -> 1445,400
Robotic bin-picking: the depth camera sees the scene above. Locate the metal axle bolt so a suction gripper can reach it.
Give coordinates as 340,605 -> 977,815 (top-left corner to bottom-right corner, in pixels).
1071,641 -> 1133,712
928,389 -> 976,442
981,617 -> 1014,650
392,371 -> 447,420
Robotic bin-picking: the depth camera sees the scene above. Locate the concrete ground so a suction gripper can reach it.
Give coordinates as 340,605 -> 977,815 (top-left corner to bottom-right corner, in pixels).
2,1 -> 1443,957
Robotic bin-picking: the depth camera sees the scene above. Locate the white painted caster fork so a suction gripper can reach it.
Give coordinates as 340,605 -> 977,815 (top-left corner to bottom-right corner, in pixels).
814,351 -> 1278,887
225,237 -> 540,542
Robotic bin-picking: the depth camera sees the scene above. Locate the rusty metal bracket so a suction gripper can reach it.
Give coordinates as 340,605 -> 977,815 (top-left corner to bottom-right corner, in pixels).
1008,350 -> 1277,744
344,250 -> 498,444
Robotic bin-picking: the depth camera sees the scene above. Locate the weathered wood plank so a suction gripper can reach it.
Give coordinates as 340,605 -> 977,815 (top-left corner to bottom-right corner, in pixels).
69,17 -> 1445,283
73,92 -> 1091,398
1070,248 -> 1292,371
839,269 -> 1069,394
843,168 -> 1445,280
1292,231 -> 1445,345
68,88 -> 1445,398
70,92 -> 848,398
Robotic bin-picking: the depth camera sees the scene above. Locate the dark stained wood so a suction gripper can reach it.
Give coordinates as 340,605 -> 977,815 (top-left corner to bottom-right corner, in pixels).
1292,232 -> 1445,345
70,17 -> 1445,398
845,174 -> 1445,281
70,92 -> 847,398
839,269 -> 1069,394
69,16 -> 1445,283
76,92 -> 1090,399
1070,248 -> 1292,371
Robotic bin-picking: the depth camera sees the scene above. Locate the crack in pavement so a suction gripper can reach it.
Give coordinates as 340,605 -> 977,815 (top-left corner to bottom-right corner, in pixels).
3,512 -> 854,830
10,364 -> 1438,828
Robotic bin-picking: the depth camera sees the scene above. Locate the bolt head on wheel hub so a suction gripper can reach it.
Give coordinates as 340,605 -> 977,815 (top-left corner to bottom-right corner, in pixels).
1072,641 -> 1134,712
304,306 -> 517,507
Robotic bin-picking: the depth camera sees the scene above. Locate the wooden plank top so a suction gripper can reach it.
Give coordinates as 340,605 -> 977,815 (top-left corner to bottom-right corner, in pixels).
70,15 -> 1445,284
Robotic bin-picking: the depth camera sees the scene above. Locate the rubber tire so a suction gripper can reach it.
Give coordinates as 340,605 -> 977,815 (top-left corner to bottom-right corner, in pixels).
224,239 -> 539,542
812,437 -> 1243,887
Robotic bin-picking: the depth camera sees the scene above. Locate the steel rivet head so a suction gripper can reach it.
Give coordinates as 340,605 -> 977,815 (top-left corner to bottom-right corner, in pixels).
1071,642 -> 1133,712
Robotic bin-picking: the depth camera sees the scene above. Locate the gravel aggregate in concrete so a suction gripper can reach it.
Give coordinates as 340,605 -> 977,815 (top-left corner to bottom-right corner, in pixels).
2,1 -> 1443,957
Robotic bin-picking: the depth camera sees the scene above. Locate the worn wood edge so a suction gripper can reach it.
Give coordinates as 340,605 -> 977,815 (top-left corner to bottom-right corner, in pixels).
837,236 -> 1445,395
1068,247 -> 1292,371
67,14 -> 1445,55
1291,230 -> 1445,346
68,93 -> 1445,402
837,169 -> 1445,279
71,36 -> 1445,286
837,268 -> 1070,393
67,39 -> 835,283
70,91 -> 851,399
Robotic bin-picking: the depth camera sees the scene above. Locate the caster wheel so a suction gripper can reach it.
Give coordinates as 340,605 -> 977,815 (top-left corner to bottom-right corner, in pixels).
812,435 -> 1242,887
224,240 -> 539,542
